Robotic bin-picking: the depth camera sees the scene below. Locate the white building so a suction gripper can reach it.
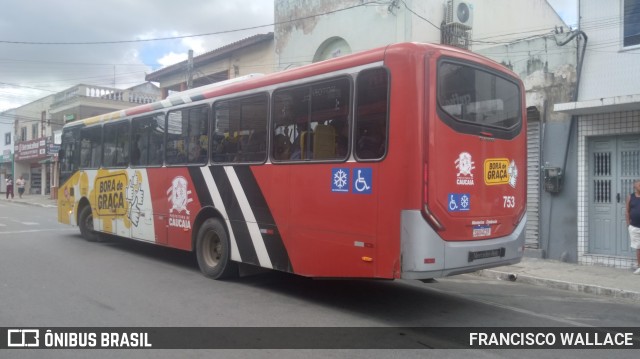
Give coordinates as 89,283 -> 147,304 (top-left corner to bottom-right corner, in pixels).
555,0 -> 640,269
275,0 -> 565,69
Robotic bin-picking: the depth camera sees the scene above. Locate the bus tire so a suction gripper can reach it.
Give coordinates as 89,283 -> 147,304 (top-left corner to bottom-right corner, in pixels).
196,218 -> 237,279
78,206 -> 101,242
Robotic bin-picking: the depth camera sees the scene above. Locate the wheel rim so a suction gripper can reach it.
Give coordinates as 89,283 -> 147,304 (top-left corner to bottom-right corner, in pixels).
202,230 -> 222,268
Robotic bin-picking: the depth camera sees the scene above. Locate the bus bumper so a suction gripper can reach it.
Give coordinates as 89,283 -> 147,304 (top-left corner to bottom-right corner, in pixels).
400,210 -> 526,280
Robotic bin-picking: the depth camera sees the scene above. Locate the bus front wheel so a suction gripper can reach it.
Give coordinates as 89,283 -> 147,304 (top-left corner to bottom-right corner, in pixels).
196,218 -> 237,279
78,206 -> 101,242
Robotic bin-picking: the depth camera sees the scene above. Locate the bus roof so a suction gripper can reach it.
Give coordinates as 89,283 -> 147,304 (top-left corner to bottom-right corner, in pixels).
63,42 -> 514,129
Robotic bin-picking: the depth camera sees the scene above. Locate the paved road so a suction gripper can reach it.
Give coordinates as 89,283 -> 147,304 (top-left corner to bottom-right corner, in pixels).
1,202 -> 638,358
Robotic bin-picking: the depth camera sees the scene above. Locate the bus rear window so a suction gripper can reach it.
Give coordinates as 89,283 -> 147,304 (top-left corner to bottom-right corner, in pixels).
437,60 -> 521,135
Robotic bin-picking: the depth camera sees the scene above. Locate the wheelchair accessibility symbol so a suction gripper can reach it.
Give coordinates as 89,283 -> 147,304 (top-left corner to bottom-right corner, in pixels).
353,168 -> 372,194
448,193 -> 470,212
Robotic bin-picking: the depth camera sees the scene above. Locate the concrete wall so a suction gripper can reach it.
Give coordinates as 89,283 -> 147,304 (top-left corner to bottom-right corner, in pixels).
275,0 -> 406,69
471,0 -> 566,50
14,95 -> 55,142
230,39 -> 276,77
157,39 -> 275,91
274,0 -> 567,69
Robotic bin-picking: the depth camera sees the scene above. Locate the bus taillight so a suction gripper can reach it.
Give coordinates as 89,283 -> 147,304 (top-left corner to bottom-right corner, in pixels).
421,162 -> 444,231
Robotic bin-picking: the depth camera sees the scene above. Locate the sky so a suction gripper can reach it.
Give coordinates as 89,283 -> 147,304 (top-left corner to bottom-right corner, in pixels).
0,0 -> 274,112
547,0 -> 578,28
0,0 -> 577,113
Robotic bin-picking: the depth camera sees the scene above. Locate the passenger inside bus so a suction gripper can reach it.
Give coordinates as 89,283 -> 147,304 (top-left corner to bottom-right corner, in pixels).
273,134 -> 291,160
356,118 -> 386,159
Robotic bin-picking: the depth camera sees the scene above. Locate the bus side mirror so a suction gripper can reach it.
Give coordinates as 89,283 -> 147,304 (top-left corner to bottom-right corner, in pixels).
543,166 -> 563,193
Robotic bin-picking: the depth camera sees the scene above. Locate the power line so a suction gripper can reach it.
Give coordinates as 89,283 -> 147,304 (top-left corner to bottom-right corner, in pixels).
0,1 -> 378,46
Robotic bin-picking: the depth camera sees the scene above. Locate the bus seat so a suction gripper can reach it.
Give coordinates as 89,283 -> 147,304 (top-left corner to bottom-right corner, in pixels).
313,124 -> 335,159
299,131 -> 311,159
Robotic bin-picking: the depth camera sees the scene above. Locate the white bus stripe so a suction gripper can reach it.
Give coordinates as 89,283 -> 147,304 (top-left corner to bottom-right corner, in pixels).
200,167 -> 241,262
224,166 -> 273,269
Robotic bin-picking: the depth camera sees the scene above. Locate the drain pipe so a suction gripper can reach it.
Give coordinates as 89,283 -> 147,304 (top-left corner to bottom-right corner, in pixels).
543,29 -> 587,258
555,29 -> 588,174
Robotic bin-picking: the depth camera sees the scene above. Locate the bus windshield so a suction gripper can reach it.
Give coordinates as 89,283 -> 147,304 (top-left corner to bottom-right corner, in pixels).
437,60 -> 521,135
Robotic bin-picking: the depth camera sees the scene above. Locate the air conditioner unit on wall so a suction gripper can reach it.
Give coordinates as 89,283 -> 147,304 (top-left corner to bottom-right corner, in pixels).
446,0 -> 473,29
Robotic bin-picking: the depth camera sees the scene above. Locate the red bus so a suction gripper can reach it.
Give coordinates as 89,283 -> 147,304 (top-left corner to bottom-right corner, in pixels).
57,42 -> 526,280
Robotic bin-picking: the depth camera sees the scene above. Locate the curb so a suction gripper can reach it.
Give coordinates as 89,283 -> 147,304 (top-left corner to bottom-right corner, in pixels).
5,199 -> 57,208
475,269 -> 640,302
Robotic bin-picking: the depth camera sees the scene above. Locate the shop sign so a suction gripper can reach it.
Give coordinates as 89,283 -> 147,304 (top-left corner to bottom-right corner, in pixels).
15,137 -> 48,161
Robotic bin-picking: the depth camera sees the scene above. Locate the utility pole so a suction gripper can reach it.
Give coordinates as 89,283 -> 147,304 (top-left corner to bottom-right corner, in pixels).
187,50 -> 194,89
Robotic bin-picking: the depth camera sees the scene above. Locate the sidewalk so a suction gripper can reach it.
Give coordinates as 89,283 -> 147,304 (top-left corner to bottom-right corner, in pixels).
5,193 -> 640,301
4,194 -> 58,208
475,257 -> 640,302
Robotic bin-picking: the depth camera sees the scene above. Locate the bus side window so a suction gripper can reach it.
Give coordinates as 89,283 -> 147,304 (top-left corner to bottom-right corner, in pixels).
355,68 -> 389,160
60,127 -> 81,184
103,121 -> 129,168
272,77 -> 350,162
213,94 -> 268,164
79,126 -> 102,169
132,114 -> 164,167
186,106 -> 209,165
166,106 -> 209,166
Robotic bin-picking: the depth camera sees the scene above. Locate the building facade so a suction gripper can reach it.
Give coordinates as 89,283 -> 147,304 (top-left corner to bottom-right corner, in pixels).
274,0 -> 565,69
478,34 -> 580,260
12,95 -> 56,197
0,109 -> 16,192
9,83 -> 160,197
146,33 -> 275,98
555,0 -> 640,269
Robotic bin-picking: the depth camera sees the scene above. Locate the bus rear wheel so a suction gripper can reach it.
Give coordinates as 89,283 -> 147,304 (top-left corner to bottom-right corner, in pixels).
78,206 -> 101,242
196,218 -> 237,279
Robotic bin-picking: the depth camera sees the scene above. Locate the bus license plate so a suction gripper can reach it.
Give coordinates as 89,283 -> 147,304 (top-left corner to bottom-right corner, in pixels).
472,225 -> 491,238
468,248 -> 505,262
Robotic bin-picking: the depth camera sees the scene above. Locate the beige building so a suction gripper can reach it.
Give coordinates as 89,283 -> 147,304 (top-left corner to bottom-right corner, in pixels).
10,82 -> 160,197
146,33 -> 275,98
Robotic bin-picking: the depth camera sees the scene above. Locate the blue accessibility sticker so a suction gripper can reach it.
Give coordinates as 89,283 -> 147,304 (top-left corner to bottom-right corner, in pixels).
331,168 -> 350,193
447,193 -> 471,212
352,168 -> 372,194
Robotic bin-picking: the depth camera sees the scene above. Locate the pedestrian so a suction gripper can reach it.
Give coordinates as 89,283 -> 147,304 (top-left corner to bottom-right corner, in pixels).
626,179 -> 640,275
5,175 -> 13,199
16,175 -> 25,199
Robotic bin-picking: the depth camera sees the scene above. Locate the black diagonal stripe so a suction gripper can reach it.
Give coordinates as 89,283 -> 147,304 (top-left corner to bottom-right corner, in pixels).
233,166 -> 292,273
188,167 -> 213,207
210,166 -> 259,266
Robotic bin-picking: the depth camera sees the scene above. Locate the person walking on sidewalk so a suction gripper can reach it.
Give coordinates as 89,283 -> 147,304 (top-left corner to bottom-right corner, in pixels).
626,179 -> 640,275
5,175 -> 13,199
15,176 -> 25,199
